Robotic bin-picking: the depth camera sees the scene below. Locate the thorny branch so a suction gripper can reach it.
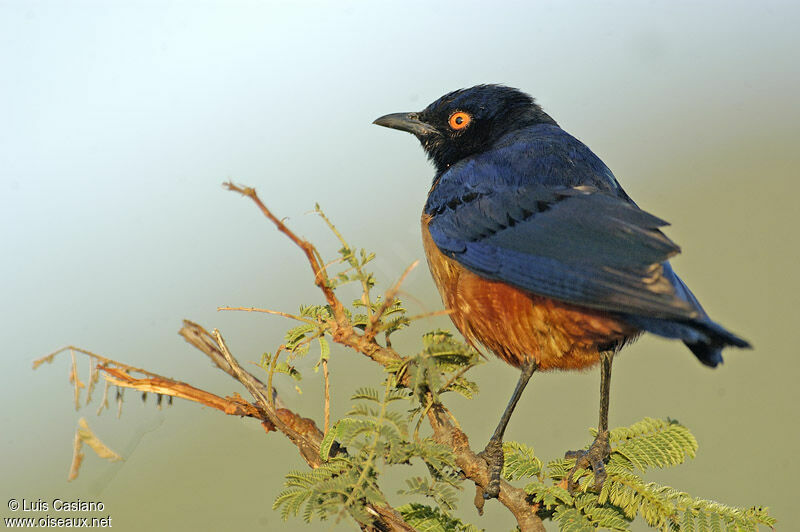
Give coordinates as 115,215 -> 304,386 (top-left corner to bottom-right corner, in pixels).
224,182 -> 546,532
36,183 -> 545,532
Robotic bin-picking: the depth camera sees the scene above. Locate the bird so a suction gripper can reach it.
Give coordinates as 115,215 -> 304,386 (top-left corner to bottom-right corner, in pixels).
373,84 -> 750,500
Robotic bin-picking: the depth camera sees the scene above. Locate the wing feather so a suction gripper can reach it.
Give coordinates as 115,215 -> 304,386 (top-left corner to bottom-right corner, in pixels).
427,185 -> 699,320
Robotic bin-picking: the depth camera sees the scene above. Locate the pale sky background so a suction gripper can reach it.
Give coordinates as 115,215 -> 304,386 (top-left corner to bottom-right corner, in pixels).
2,1 -> 799,530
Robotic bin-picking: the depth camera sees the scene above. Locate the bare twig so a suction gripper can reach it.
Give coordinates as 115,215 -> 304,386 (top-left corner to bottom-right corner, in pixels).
225,182 -> 347,323
217,306 -> 318,325
402,308 -> 454,323
178,320 -> 281,405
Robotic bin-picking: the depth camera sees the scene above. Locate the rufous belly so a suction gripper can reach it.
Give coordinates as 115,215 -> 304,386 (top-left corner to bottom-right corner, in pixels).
422,215 -> 636,371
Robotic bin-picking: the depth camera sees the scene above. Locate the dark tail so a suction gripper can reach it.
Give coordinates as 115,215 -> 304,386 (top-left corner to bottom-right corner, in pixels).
622,263 -> 751,367
625,314 -> 750,367
683,320 -> 751,366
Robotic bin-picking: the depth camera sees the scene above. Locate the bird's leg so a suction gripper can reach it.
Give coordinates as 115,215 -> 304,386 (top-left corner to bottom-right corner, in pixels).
566,350 -> 613,492
480,358 -> 538,500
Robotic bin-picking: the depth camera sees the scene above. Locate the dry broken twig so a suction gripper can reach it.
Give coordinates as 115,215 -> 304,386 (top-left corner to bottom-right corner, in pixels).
69,418 -> 122,481
36,328 -> 412,531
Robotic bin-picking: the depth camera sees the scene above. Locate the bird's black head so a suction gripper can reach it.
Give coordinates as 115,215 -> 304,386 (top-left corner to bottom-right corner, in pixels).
374,84 -> 557,174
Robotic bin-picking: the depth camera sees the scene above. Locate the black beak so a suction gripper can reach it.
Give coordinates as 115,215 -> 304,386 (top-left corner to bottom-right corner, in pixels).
373,112 -> 439,136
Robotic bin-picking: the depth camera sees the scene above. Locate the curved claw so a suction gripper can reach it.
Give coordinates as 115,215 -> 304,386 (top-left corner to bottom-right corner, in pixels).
478,438 -> 504,500
565,430 -> 611,492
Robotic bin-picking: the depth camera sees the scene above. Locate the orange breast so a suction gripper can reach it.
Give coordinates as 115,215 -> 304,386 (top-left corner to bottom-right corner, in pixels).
421,214 -> 636,371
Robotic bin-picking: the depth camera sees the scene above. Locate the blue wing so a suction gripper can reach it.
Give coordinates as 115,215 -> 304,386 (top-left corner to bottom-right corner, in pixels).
425,125 -> 749,365
427,183 -> 698,320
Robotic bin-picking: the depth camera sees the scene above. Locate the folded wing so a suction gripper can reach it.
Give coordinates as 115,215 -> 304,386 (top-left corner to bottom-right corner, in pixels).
427,185 -> 701,321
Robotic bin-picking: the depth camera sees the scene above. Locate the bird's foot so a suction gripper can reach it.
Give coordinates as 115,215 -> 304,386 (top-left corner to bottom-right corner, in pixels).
478,437 -> 504,500
565,429 -> 611,492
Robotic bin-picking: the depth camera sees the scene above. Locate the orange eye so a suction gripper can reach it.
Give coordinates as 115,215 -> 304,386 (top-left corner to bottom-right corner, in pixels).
448,111 -> 472,130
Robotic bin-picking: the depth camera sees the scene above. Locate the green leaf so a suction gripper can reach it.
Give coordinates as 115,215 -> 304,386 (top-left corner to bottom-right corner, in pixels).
583,505 -> 630,530
351,387 -> 381,403
611,418 -> 698,472
553,506 -> 594,532
319,426 -> 337,461
502,440 -> 542,480
285,323 -> 317,349
318,336 -> 330,358
273,361 -> 302,381
525,482 -> 573,508
398,477 -> 459,514
397,503 -> 482,532
441,376 -> 479,399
